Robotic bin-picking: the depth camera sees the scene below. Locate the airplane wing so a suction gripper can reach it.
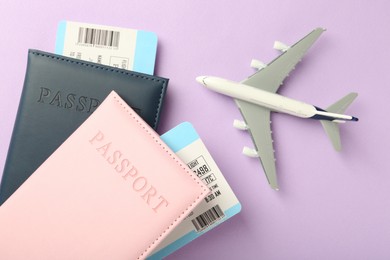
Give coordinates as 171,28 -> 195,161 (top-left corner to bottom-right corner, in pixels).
235,28 -> 325,189
241,27 -> 325,93
235,100 -> 278,189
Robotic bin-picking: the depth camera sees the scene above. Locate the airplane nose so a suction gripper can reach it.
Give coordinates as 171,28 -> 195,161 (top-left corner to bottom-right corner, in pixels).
196,76 -> 207,86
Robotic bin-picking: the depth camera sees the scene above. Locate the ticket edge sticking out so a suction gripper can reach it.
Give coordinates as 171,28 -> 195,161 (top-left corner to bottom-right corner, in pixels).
148,122 -> 241,259
55,20 -> 67,55
133,30 -> 158,75
160,121 -> 199,153
148,204 -> 241,259
54,20 -> 158,75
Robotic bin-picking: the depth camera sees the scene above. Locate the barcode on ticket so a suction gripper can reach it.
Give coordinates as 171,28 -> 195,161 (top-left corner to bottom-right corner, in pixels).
191,205 -> 225,232
77,27 -> 120,47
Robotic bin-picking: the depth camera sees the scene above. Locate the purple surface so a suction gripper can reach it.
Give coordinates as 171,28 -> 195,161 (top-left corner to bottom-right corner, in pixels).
0,1 -> 389,259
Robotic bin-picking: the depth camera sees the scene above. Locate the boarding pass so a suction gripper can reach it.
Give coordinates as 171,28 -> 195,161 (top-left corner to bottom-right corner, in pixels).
55,21 -> 157,75
148,122 -> 241,259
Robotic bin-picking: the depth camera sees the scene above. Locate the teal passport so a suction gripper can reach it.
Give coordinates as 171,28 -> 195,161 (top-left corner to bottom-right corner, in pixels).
0,49 -> 168,205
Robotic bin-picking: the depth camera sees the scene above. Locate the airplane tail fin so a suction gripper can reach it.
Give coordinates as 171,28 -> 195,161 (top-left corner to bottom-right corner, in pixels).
320,93 -> 358,151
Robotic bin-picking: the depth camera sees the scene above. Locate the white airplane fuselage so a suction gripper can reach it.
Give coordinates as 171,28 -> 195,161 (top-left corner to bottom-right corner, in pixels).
197,76 -> 357,122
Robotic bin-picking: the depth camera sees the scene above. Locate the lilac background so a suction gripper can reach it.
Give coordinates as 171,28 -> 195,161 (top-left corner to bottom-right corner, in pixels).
1,1 -> 389,259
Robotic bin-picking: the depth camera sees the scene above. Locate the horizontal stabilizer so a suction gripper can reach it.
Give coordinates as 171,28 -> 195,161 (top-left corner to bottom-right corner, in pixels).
326,93 -> 358,114
321,92 -> 358,151
321,120 -> 341,151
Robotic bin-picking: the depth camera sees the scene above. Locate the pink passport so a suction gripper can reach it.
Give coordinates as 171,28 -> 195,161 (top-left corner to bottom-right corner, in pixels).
0,91 -> 208,259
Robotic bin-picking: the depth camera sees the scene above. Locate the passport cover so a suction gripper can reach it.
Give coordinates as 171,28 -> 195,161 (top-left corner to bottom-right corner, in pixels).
0,49 -> 168,205
0,91 -> 208,260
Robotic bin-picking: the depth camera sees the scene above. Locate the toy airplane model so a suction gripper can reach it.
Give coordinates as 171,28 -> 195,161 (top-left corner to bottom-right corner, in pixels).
196,28 -> 358,190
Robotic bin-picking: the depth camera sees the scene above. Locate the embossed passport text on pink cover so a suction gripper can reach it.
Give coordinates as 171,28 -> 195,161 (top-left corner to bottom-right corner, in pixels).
0,91 -> 208,260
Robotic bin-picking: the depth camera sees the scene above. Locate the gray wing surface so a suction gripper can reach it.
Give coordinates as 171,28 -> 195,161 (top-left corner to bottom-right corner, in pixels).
235,28 -> 325,190
321,92 -> 358,151
241,28 -> 325,93
235,100 -> 278,190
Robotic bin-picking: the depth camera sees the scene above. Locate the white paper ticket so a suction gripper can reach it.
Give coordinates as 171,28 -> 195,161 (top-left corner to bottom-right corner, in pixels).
55,21 -> 158,75
148,122 -> 241,259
